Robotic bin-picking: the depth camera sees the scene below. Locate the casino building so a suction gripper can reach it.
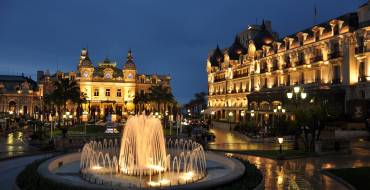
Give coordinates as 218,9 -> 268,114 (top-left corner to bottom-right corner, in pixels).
0,75 -> 41,116
39,48 -> 171,117
206,1 -> 370,122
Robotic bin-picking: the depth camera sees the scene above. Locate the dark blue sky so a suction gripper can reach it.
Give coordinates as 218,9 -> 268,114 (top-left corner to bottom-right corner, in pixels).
0,0 -> 365,103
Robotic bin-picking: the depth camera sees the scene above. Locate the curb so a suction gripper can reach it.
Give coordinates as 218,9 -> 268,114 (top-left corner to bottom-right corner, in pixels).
0,151 -> 57,162
208,149 -> 317,160
321,170 -> 356,190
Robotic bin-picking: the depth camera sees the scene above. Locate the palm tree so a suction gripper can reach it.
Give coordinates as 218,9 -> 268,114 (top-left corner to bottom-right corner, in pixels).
148,85 -> 174,113
133,92 -> 149,114
185,92 -> 207,116
51,78 -> 81,124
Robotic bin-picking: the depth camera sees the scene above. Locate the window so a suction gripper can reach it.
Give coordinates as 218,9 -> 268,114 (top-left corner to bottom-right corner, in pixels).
315,70 -> 321,83
333,65 -> 341,84
359,62 -> 366,82
94,89 -> 99,96
105,89 -> 111,96
315,31 -> 320,42
117,89 -> 122,97
333,24 -> 339,35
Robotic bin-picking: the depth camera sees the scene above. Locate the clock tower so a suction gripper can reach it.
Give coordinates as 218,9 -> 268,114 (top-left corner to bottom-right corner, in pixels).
78,48 -> 94,81
123,50 -> 137,83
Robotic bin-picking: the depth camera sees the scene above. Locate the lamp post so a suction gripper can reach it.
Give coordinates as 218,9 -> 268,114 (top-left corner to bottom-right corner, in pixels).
82,111 -> 88,135
278,137 -> 284,154
228,111 -> 233,131
273,106 -> 286,129
286,85 -> 307,150
240,110 -> 245,123
250,110 -> 255,126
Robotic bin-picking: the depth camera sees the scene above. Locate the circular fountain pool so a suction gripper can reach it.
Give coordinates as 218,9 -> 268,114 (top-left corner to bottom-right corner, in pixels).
37,115 -> 245,189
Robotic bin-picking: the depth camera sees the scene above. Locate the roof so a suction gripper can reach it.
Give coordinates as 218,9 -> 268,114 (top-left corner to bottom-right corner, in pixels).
209,45 -> 224,67
0,75 -> 38,92
124,50 -> 136,70
228,36 -> 247,60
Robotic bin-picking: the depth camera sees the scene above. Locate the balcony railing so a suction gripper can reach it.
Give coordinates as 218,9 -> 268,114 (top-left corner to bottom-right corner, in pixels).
332,78 -> 341,84
329,51 -> 341,59
355,46 -> 366,54
359,76 -> 368,82
260,68 -> 268,73
233,73 -> 248,78
310,55 -> 323,63
284,62 -> 291,69
214,78 -> 226,82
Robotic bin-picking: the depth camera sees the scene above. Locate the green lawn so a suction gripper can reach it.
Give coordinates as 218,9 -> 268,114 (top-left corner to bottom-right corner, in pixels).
215,149 -> 315,160
326,167 -> 370,190
46,123 -> 107,137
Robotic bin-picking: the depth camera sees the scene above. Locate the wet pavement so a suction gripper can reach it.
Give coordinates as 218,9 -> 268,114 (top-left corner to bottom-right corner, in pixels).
209,125 -> 370,190
0,155 -> 47,190
236,146 -> 370,190
208,127 -> 293,151
0,130 -> 36,159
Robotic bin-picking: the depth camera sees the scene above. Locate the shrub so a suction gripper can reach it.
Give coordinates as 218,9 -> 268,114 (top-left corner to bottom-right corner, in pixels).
213,158 -> 263,190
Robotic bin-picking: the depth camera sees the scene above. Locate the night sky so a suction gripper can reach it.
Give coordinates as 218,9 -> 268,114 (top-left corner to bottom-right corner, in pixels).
0,0 -> 365,103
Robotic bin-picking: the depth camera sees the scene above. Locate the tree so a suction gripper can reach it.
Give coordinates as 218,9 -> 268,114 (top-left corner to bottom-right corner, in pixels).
49,78 -> 81,125
133,91 -> 149,114
185,92 -> 207,117
148,85 -> 174,113
293,100 -> 329,152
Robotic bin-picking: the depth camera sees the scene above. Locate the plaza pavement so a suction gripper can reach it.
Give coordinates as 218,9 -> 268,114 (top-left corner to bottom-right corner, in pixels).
0,131 -> 38,160
210,122 -> 370,190
0,155 -> 48,190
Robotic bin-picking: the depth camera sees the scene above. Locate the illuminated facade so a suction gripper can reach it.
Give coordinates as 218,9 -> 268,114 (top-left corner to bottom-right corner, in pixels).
0,75 -> 41,116
207,2 -> 370,122
40,48 -> 171,117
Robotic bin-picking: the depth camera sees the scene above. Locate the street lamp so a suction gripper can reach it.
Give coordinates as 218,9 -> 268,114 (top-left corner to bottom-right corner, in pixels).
228,111 -> 233,131
82,111 -> 88,135
240,110 -> 245,122
278,137 -> 284,154
286,85 -> 308,150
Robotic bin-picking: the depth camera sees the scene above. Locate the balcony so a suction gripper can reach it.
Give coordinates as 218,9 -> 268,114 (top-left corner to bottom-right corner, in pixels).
310,55 -> 323,63
359,76 -> 368,82
329,51 -> 341,59
214,78 -> 226,82
233,73 -> 248,78
355,46 -> 366,54
260,68 -> 268,73
271,65 -> 279,71
284,62 -> 291,69
296,59 -> 305,66
332,78 -> 341,84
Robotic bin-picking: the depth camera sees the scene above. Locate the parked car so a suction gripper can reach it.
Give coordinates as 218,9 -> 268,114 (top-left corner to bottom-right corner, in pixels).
104,122 -> 119,134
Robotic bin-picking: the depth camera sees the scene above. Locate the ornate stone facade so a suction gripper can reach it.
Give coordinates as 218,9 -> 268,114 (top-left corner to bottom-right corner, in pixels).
207,2 -> 370,122
0,75 -> 41,116
39,48 -> 171,117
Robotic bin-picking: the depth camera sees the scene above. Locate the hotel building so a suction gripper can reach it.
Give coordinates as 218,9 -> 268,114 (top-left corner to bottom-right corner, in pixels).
206,2 -> 370,122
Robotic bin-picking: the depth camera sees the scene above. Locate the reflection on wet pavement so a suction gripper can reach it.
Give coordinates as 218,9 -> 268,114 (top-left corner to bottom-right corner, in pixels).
208,127 -> 292,151
0,131 -> 35,159
209,127 -> 370,189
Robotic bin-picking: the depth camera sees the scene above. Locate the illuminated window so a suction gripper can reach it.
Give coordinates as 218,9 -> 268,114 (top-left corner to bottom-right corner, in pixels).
117,89 -> 122,97
105,89 -> 110,96
94,89 -> 99,96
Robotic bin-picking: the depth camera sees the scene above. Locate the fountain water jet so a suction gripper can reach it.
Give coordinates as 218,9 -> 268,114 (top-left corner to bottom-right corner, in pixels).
119,115 -> 167,176
80,115 -> 207,187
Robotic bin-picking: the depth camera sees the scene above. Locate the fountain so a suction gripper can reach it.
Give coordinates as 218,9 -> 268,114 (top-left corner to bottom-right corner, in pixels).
37,114 -> 245,190
80,115 -> 207,187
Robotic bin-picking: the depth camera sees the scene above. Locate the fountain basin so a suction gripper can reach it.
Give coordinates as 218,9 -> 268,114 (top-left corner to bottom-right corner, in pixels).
38,151 -> 245,190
